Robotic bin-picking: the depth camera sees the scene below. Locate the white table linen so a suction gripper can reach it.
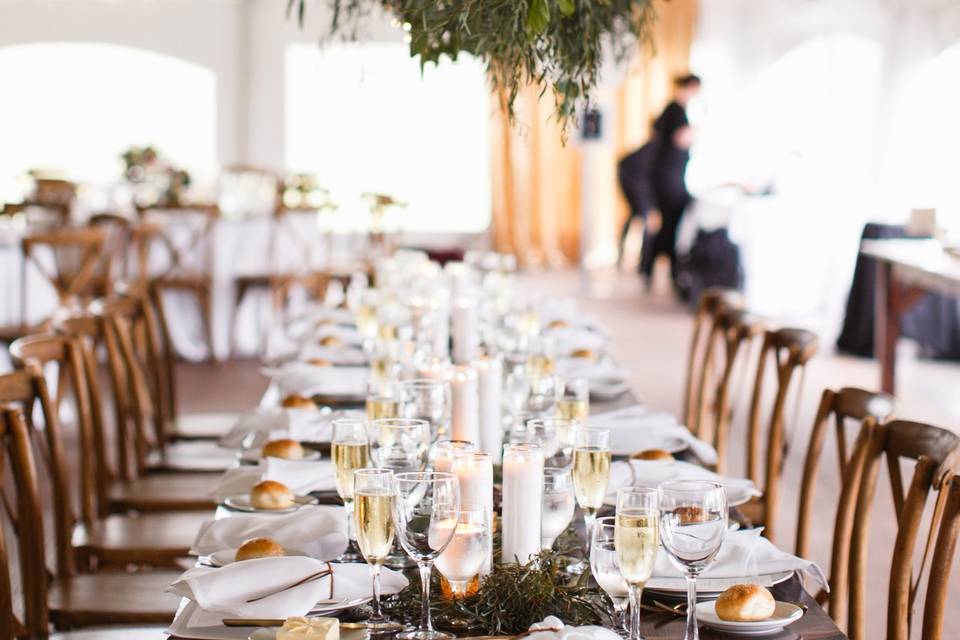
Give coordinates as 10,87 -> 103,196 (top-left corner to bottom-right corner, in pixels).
191,505 -> 347,558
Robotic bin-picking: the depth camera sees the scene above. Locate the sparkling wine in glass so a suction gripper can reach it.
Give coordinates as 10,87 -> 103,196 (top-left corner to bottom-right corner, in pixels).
353,468 -> 397,629
541,467 -> 575,549
591,516 -> 629,635
569,427 -> 611,574
558,377 -> 589,422
331,417 -> 369,562
658,481 -> 727,640
435,503 -> 491,597
615,487 -> 659,640
393,472 -> 461,640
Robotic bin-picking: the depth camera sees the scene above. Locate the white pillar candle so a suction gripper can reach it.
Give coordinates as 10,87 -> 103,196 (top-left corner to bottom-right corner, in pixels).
432,303 -> 451,360
474,356 -> 504,463
432,439 -> 475,474
450,365 -> 479,443
416,356 -> 451,381
451,297 -> 478,364
452,451 -> 494,574
446,261 -> 472,299
501,443 -> 544,564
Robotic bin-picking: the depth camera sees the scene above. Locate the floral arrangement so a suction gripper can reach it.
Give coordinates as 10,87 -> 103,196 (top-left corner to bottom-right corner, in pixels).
287,0 -> 656,131
120,144 -> 191,207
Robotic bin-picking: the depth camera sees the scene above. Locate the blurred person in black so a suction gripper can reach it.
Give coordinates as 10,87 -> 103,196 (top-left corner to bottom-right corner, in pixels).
640,73 -> 700,288
616,137 -> 658,267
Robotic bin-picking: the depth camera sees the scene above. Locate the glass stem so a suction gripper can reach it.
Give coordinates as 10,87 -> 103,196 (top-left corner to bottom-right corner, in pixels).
583,511 -> 597,560
345,499 -> 355,541
371,564 -> 383,619
419,561 -> 433,632
684,575 -> 699,640
628,584 -> 642,640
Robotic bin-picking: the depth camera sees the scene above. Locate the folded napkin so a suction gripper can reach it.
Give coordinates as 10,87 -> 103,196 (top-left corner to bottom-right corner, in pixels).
554,358 -> 631,399
545,326 -> 608,355
653,529 -> 827,587
310,324 -> 362,346
262,363 -> 369,398
537,299 -> 609,336
191,505 -> 348,558
211,458 -> 336,502
219,408 -> 341,449
167,559 -> 408,637
605,459 -> 760,505
527,616 -> 621,640
296,344 -> 368,366
588,406 -> 718,465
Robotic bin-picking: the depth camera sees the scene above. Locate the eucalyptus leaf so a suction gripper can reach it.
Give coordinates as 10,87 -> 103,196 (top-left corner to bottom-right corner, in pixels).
557,0 -> 575,17
526,0 -> 551,36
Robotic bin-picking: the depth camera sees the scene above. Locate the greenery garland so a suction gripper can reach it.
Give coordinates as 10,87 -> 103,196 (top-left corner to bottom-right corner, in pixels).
287,0 -> 657,133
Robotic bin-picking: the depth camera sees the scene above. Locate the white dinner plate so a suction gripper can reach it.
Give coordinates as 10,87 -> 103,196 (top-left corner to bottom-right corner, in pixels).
646,570 -> 794,595
222,494 -> 318,514
589,377 -> 631,400
205,548 -> 310,567
695,599 -> 804,635
238,448 -> 323,464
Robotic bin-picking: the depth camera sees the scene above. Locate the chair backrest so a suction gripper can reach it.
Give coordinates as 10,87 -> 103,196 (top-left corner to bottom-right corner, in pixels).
922,473 -> 960,640
845,420 -> 960,640
0,366 -> 75,580
88,212 -> 134,290
133,204 -> 219,279
10,333 -> 103,526
683,288 -> 743,433
738,327 -> 818,542
0,404 -> 50,637
698,306 -> 763,470
21,227 -> 107,316
796,387 -> 896,559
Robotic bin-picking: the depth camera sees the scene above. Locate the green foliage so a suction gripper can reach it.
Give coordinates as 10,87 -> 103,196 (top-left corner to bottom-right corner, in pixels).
286,0 -> 657,134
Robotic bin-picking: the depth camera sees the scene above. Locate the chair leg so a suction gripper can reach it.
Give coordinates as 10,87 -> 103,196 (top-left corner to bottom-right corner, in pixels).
197,284 -> 217,362
231,282 -> 249,359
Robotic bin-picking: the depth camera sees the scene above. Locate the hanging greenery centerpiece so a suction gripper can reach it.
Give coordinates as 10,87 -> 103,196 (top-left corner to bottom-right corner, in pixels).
286,0 -> 656,132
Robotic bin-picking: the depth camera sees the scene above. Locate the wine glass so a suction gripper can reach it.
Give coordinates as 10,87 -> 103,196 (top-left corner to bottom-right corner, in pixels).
435,503 -> 491,598
369,418 -> 430,474
331,417 -> 370,562
400,378 -> 452,441
353,468 -> 397,629
525,373 -> 560,415
393,472 -> 461,640
658,481 -> 727,640
591,516 -> 629,635
525,417 -> 578,467
615,487 -> 659,640
568,427 -> 611,574
558,377 -> 589,422
541,467 -> 575,549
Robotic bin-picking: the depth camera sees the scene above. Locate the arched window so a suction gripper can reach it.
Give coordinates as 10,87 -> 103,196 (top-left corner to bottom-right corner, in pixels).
285,42 -> 491,233
0,42 -> 216,200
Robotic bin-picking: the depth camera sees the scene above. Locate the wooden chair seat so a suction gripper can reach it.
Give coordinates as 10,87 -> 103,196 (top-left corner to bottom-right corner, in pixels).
155,273 -> 211,291
109,473 -> 217,512
168,411 -> 240,440
72,511 -> 210,565
147,439 -> 238,473
48,571 -> 180,628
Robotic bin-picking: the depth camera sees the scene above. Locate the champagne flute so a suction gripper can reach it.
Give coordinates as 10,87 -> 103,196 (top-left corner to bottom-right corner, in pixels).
353,468 -> 397,629
569,427 -> 611,574
558,378 -> 589,422
526,417 -> 578,467
393,472 -> 461,640
331,417 -> 370,562
591,516 -> 629,635
400,378 -> 452,441
658,481 -> 727,640
541,467 -> 575,549
435,503 -> 491,598
615,487 -> 659,640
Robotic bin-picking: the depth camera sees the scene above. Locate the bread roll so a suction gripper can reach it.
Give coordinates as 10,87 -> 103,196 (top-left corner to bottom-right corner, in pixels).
282,394 -> 316,409
261,438 -> 305,460
319,335 -> 344,348
570,348 -> 598,361
307,357 -> 333,367
630,448 -> 674,461
715,583 -> 776,622
235,537 -> 286,561
548,319 -> 571,329
250,480 -> 296,510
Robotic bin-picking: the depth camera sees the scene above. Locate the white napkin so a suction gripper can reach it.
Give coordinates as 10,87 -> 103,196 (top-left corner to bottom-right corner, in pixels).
527,616 -> 621,640
653,529 -> 827,587
219,408 -> 336,448
588,406 -> 717,465
605,460 -> 760,506
166,559 -> 408,637
546,326 -> 608,355
262,363 -> 369,397
536,299 -> 609,336
296,344 -> 368,366
211,458 -> 336,501
191,505 -> 348,558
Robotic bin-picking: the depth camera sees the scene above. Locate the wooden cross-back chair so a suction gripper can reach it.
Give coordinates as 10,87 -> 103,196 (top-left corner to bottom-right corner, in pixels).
0,404 -> 181,631
133,203 -> 220,360
734,327 -> 819,541
694,305 -> 763,469
683,288 -> 743,434
7,335 -> 210,569
842,419 -> 960,640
